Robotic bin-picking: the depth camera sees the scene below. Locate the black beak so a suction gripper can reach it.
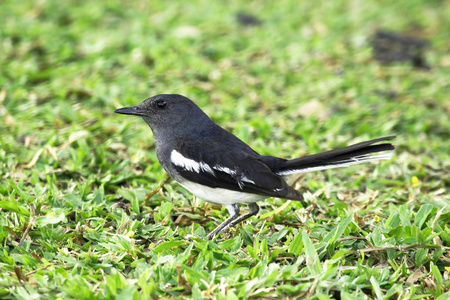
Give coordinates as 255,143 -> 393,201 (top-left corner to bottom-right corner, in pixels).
114,106 -> 147,116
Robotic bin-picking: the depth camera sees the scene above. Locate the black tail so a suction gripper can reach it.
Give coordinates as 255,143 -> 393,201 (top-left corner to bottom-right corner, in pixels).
276,136 -> 395,176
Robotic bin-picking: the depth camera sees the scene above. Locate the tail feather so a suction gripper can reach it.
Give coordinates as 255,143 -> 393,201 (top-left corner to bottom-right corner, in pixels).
276,136 -> 395,176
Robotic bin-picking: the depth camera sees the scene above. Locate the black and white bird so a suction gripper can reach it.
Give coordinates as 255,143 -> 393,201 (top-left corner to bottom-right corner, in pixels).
115,94 -> 395,239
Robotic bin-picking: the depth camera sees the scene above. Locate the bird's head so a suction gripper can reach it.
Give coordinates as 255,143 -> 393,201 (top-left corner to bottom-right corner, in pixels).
115,94 -> 214,142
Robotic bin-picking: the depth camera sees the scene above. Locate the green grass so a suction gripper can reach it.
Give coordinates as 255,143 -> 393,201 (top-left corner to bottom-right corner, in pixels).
1,0 -> 449,299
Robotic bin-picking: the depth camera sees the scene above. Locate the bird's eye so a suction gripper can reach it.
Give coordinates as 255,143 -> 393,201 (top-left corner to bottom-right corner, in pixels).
155,100 -> 167,109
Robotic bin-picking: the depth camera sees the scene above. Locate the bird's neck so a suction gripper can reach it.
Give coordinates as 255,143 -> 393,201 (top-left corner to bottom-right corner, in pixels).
150,119 -> 221,146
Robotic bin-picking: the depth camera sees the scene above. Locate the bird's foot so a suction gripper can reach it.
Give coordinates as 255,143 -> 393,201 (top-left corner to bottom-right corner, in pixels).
206,227 -> 233,240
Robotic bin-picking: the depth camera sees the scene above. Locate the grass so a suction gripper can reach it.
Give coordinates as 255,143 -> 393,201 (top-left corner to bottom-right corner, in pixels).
1,0 -> 449,298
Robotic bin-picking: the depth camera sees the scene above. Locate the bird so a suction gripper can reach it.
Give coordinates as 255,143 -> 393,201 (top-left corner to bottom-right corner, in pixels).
115,94 -> 395,239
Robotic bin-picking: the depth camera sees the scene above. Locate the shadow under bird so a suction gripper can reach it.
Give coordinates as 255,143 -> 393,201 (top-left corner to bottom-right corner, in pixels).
115,94 -> 395,239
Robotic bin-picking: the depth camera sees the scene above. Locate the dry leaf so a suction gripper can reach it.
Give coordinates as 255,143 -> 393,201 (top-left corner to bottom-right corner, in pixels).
407,269 -> 425,284
176,266 -> 191,292
14,266 -> 28,282
354,213 -> 366,227
295,99 -> 329,121
174,26 -> 200,38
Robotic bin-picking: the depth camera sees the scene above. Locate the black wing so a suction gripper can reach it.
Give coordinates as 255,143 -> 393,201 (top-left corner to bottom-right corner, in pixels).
169,141 -> 303,201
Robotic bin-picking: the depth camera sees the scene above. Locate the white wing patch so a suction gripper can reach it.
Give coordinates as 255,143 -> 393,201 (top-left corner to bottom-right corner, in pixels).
241,175 -> 255,185
213,165 -> 236,175
171,151 -> 258,189
214,166 -> 255,187
170,150 -> 214,175
276,152 -> 394,176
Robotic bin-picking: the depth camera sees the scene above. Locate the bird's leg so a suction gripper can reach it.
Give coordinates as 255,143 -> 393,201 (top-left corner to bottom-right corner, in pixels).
206,204 -> 240,240
219,202 -> 260,234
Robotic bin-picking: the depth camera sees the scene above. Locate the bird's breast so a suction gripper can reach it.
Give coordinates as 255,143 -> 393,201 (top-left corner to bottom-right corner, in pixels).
177,179 -> 266,205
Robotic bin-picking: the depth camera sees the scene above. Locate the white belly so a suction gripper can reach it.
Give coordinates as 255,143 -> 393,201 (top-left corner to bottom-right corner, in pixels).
178,181 -> 266,205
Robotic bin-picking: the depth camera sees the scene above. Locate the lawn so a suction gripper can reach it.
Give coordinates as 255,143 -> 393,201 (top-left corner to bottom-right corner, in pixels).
1,0 -> 449,299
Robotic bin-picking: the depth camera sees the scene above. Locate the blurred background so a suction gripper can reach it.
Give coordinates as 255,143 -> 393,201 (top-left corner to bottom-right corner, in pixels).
1,0 -> 448,193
